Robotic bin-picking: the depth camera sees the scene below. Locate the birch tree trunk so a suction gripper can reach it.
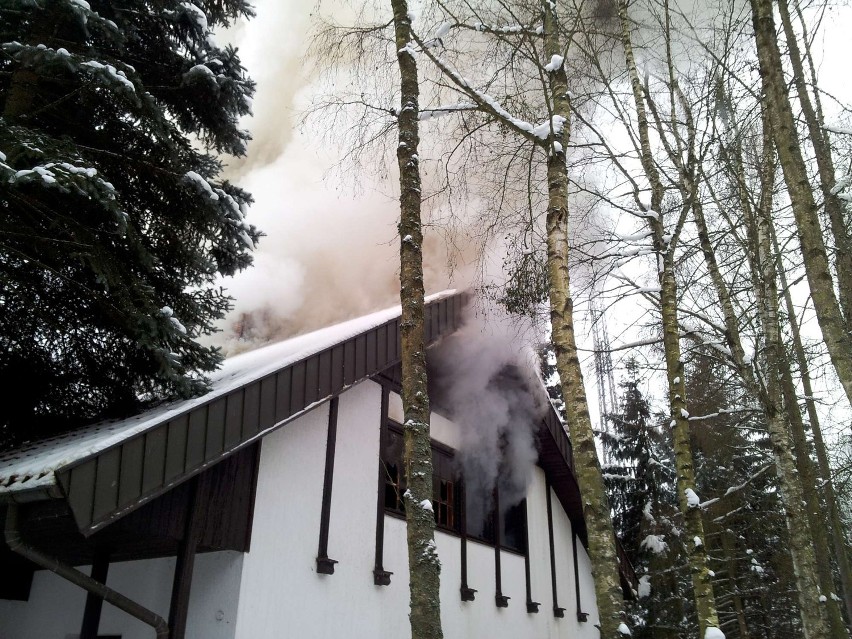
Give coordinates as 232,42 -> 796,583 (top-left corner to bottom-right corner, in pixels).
410,4 -> 625,631
773,12 -> 852,609
777,344 -> 847,637
749,0 -> 852,407
542,3 -> 624,634
693,144 -> 845,637
749,105 -> 831,639
772,225 -> 852,625
618,3 -> 721,635
390,3 -> 443,638
777,0 -> 852,326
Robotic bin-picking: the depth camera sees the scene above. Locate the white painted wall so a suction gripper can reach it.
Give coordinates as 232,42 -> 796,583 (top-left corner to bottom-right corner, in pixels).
0,551 -> 243,639
0,379 -> 601,639
235,381 -> 600,639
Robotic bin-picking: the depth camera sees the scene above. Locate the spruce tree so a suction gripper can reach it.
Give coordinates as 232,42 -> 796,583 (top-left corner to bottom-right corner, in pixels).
0,0 -> 258,447
601,358 -> 687,639
685,349 -> 802,639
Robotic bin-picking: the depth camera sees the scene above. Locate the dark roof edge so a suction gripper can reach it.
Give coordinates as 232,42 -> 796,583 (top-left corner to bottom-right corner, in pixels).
55,292 -> 469,535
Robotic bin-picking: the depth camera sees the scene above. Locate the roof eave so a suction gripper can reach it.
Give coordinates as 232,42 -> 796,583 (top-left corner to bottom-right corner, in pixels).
44,292 -> 468,534
0,479 -> 63,504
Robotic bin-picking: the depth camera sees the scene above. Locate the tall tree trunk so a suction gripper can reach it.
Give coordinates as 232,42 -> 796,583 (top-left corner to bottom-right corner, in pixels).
750,0 -> 852,407
542,3 -> 624,635
693,166 -> 845,638
749,105 -> 831,639
721,529 -> 751,639
778,351 -> 847,637
390,3 -> 443,638
619,3 -> 721,636
771,225 -> 852,625
777,0 -> 852,326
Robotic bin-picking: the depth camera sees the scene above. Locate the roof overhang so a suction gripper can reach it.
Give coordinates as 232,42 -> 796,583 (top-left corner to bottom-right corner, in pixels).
1,292 -> 468,534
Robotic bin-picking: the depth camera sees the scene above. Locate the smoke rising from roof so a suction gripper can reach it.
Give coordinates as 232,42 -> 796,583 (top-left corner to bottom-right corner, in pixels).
210,1 -> 476,354
209,0 -> 609,353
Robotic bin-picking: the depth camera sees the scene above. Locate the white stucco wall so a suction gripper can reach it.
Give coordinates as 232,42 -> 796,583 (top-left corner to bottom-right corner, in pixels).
234,381 -> 600,639
0,550 -> 243,639
0,379 -> 601,639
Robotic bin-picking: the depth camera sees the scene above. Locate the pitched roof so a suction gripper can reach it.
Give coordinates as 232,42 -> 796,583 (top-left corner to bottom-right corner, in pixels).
0,291 -> 466,533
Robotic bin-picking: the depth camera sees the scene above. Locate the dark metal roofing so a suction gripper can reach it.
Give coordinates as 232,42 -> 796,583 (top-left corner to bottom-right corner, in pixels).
6,292 -> 468,536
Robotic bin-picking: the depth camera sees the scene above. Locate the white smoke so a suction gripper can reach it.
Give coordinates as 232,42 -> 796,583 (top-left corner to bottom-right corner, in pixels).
209,1 -> 480,353
208,0 -> 612,353
430,306 -> 548,533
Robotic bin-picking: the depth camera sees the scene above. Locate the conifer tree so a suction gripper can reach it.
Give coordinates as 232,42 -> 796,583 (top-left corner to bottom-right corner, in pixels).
0,0 -> 258,447
601,358 -> 686,639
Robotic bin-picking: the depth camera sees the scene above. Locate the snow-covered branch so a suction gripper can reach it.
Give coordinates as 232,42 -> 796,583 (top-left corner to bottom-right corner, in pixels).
408,31 -> 552,146
418,102 -> 477,121
698,464 -> 774,509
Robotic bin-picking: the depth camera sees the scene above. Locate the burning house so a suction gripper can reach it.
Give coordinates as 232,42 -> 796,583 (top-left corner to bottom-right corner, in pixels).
0,290 -> 633,639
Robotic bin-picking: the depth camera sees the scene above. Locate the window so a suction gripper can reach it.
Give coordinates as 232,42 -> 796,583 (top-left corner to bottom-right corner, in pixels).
380,422 -> 527,549
432,445 -> 457,530
465,486 -> 496,544
502,500 -> 528,554
382,426 -> 406,515
381,422 -> 461,533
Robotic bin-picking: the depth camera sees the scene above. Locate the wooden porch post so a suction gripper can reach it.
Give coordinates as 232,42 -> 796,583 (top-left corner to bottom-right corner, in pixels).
80,547 -> 110,639
168,475 -> 208,639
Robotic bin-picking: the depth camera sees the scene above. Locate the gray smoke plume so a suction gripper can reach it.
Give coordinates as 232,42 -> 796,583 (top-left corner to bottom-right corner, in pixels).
430,307 -> 548,533
208,1 -> 481,354
208,0 -> 614,354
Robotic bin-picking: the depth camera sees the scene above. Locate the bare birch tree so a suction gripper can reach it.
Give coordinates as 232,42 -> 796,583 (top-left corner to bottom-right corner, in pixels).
403,2 -> 627,633
615,3 -> 722,635
390,2 -> 444,638
749,0 -> 852,408
307,4 -> 443,635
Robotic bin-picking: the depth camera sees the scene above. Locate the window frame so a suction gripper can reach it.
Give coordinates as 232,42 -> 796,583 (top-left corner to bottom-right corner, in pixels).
381,421 -> 462,535
379,420 -> 528,553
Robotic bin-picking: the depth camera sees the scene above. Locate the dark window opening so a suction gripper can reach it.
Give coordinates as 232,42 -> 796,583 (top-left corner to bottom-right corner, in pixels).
382,427 -> 406,515
502,501 -> 528,554
432,445 -> 459,532
380,421 -> 528,549
382,423 -> 461,533
465,492 -> 496,545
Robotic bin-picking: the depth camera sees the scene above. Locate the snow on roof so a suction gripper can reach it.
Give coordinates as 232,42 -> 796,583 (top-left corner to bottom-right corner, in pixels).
0,290 -> 458,497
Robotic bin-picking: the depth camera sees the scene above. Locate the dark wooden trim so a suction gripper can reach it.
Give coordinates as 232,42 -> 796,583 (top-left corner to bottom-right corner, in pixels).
572,531 -> 588,622
243,441 -> 263,553
373,386 -> 392,586
522,501 -> 539,613
79,547 -> 110,639
493,488 -> 509,608
459,479 -> 476,601
545,479 -> 565,618
48,293 -> 468,536
316,397 -> 339,575
168,474 -> 208,639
